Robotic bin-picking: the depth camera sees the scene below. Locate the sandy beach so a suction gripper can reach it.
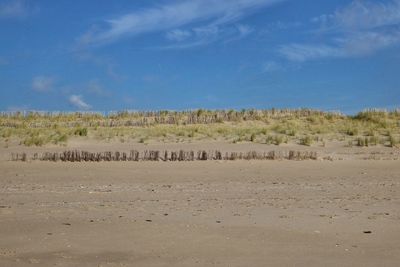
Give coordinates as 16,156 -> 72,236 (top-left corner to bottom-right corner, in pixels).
1,142 -> 399,266
2,0 -> 399,265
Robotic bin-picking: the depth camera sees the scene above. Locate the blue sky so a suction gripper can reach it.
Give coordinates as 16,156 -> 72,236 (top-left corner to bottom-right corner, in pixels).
0,0 -> 399,113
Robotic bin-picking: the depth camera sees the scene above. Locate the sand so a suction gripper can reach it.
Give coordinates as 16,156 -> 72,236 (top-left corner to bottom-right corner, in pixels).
0,142 -> 399,266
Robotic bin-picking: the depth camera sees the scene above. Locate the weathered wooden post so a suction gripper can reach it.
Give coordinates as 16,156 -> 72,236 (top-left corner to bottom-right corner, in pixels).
171,151 -> 177,161
200,150 -> 207,161
178,150 -> 184,161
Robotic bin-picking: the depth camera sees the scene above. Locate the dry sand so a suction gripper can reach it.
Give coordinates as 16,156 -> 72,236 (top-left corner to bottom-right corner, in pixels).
0,142 -> 399,266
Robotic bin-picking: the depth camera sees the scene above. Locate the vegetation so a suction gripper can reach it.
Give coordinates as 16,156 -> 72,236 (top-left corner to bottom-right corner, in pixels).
0,108 -> 399,147
300,135 -> 313,146
74,127 -> 88,136
389,134 -> 398,147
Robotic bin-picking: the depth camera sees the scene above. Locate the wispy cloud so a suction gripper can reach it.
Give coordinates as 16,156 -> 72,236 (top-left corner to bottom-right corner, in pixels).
331,0 -> 400,31
165,29 -> 192,42
261,20 -> 303,35
262,61 -> 285,72
279,30 -> 400,62
32,76 -> 55,92
0,0 -> 37,19
78,0 -> 283,47
236,24 -> 254,38
161,23 -> 254,49
69,95 -> 91,110
160,25 -> 221,49
279,44 -> 343,62
339,30 -> 400,56
282,0 -> 400,62
219,24 -> 255,44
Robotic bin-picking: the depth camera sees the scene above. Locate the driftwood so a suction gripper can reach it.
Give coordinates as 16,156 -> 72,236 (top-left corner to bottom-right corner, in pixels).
11,150 -> 318,162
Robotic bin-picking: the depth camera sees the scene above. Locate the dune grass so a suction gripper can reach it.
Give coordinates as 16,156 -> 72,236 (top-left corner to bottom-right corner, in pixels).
0,109 -> 399,147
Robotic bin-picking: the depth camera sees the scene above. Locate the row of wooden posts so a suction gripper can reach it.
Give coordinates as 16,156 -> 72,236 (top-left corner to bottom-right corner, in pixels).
11,150 -> 317,162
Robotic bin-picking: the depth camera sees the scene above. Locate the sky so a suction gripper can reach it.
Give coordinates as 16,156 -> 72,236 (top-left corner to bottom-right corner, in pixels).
0,0 -> 399,113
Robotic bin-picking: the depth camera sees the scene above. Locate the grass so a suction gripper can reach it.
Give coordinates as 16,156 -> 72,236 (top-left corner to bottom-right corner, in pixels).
389,134 -> 398,147
74,127 -> 88,136
0,109 -> 399,147
300,135 -> 313,146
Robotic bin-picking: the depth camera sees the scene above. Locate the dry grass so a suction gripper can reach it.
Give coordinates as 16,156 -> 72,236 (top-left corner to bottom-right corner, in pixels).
1,109 -> 399,147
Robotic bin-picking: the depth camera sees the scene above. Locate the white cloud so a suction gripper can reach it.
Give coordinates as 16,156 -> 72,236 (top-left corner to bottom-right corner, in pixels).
279,44 -> 344,62
263,21 -> 303,33
78,0 -> 283,46
280,30 -> 400,62
262,61 -> 285,72
192,25 -> 220,41
311,14 -> 332,25
283,0 -> 400,62
166,29 -> 192,42
0,0 -> 36,19
159,25 -> 223,49
332,0 -> 400,31
339,30 -> 400,56
236,24 -> 254,37
160,23 -> 254,49
311,1 -> 400,31
224,24 -> 254,43
32,76 -> 54,92
69,95 -> 91,110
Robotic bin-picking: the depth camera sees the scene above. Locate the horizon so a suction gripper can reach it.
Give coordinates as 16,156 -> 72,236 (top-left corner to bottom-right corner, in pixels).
1,0 -> 400,113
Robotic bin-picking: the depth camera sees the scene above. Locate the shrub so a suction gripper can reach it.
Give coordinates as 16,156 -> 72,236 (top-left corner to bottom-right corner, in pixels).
345,127 -> 358,136
389,135 -> 398,147
286,129 -> 296,136
74,127 -> 88,136
177,130 -> 186,137
1,129 -> 12,138
260,128 -> 268,135
265,135 -> 285,145
300,135 -> 313,146
274,135 -> 285,145
23,136 -> 45,146
250,133 -> 256,142
56,134 -> 68,144
187,130 -> 195,138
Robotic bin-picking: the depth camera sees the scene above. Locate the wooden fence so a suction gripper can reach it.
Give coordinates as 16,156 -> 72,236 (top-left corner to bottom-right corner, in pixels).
11,150 -> 317,162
